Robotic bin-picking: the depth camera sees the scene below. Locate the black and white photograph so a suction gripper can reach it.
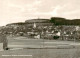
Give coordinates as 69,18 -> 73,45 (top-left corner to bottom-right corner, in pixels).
0,0 -> 80,58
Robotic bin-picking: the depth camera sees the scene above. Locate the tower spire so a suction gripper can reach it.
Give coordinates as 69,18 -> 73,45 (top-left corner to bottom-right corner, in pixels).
33,23 -> 36,28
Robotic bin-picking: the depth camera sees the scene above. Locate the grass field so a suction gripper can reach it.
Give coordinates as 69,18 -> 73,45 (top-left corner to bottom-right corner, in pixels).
0,48 -> 80,58
0,36 -> 80,58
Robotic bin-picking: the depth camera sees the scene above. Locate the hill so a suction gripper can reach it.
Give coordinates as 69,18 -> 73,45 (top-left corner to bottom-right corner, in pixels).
50,17 -> 80,25
25,19 -> 50,23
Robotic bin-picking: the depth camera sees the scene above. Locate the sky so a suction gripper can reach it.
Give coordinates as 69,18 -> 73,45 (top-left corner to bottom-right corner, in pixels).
0,0 -> 80,26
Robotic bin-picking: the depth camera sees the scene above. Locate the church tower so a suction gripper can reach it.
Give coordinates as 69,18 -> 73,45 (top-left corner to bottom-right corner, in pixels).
33,23 -> 36,28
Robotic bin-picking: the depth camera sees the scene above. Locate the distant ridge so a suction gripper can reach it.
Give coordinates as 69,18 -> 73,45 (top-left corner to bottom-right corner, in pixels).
6,17 -> 80,26
6,22 -> 26,26
50,17 -> 80,25
25,19 -> 50,23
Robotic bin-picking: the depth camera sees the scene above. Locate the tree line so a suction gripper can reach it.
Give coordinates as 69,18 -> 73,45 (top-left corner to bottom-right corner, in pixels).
50,17 -> 80,25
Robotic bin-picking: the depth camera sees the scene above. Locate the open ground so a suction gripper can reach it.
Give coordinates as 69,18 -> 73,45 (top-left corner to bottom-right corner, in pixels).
0,36 -> 80,58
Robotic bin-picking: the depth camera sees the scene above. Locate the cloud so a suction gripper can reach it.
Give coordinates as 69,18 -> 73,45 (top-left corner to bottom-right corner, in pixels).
22,0 -> 42,12
50,4 -> 69,16
6,0 -> 41,12
63,10 -> 80,15
33,0 -> 42,5
50,5 -> 62,16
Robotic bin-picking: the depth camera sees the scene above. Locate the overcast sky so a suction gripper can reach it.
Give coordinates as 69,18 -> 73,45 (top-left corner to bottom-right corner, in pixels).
0,0 -> 80,26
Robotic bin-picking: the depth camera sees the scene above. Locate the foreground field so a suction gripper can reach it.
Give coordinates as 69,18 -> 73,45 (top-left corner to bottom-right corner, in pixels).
0,49 -> 80,58
7,36 -> 80,49
0,36 -> 79,58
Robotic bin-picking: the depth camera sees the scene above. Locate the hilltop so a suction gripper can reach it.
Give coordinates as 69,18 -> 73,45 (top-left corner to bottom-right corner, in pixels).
6,17 -> 80,26
50,17 -> 80,25
25,18 -> 50,23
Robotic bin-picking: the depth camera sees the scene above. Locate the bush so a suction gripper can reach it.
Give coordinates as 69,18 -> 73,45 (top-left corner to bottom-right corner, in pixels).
53,36 -> 59,40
